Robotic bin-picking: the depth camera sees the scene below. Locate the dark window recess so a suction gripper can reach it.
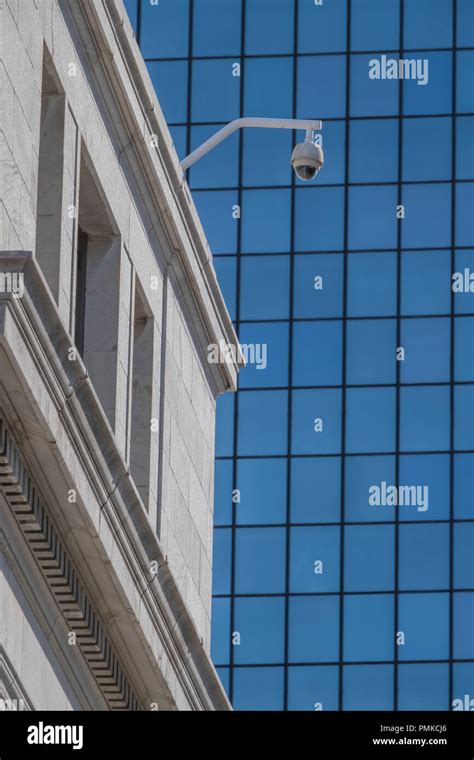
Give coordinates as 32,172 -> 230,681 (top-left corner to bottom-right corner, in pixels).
75,228 -> 88,356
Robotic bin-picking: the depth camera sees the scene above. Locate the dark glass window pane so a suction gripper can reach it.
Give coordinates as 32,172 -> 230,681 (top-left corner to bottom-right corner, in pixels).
344,595 -> 394,661
457,51 -> 474,113
454,454 -> 474,519
458,0 -> 474,46
398,593 -> 449,660
236,458 -> 287,525
290,456 -> 341,523
298,56 -> 346,119
400,386 -> 450,452
233,597 -> 285,664
292,321 -> 343,387
345,455 -> 395,523
245,0 -> 294,55
350,119 -> 399,183
240,256 -> 291,320
454,385 -> 474,450
455,317 -> 474,382
298,0 -> 347,54
344,525 -> 395,592
294,254 -> 344,318
400,317 -> 450,383
193,190 -> 239,254
399,454 -> 450,521
349,186 -> 398,250
346,319 -> 397,385
456,117 -> 474,181
454,592 -> 474,659
189,126 -> 239,188
140,0 -> 189,58
350,54 -> 399,117
402,184 -> 451,248
295,187 -> 345,252
214,459 -> 233,526
233,667 -> 284,710
343,665 -> 394,711
401,250 -> 451,316
289,596 -> 339,663
193,0 -> 242,57
241,189 -> 292,253
454,523 -> 474,589
399,524 -> 449,591
456,183 -> 474,247
238,322 -> 289,388
346,387 -> 396,454
211,597 -> 231,664
242,128 -> 293,187
238,390 -> 288,456
398,664 -> 449,710
244,57 -> 293,117
290,526 -> 340,593
350,0 -> 400,51
347,252 -> 397,318
213,529 -> 232,594
404,0 -> 452,48
403,117 -> 452,181
292,388 -> 342,455
147,61 -> 188,123
235,527 -> 286,593
288,666 -> 339,710
192,59 -> 240,121
404,52 -> 452,116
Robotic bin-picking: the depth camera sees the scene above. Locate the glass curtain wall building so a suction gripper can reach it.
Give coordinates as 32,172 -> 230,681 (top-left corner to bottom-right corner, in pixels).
125,0 -> 474,711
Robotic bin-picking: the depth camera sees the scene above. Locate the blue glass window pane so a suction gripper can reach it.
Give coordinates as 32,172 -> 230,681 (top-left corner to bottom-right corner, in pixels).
398,664 -> 449,710
404,0 -> 452,48
216,667 -> 230,696
298,56 -> 346,119
241,189 -> 291,253
191,59 -> 240,121
193,0 -> 242,57
294,254 -> 344,318
211,597 -> 230,664
292,321 -> 343,386
140,0 -> 189,58
235,527 -> 286,593
454,523 -> 474,589
399,524 -> 449,591
400,386 -> 450,452
343,665 -> 394,711
233,667 -> 284,710
454,454 -> 474,519
292,388 -> 342,455
402,184 -> 451,248
455,385 -> 474,450
457,51 -> 474,113
147,61 -> 188,123
456,117 -> 474,181
215,393 -> 234,457
349,186 -> 398,250
310,121 -> 345,185
238,390 -> 288,455
290,526 -> 340,593
169,125 -> 187,159
236,458 -> 287,524
245,0 -> 294,55
453,664 -> 474,710
345,525 -> 395,592
454,592 -> 474,659
244,57 -> 293,117
347,253 -> 397,317
350,54 -> 399,117
455,317 -> 474,382
289,596 -> 339,663
454,250 -> 474,315
344,595 -> 394,662
401,250 -> 452,316
124,0 -> 137,33
346,387 -> 396,454
298,0 -> 347,54
213,529 -> 232,594
234,596 -> 285,664
347,319 -> 397,385
290,456 -> 341,523
456,183 -> 474,247
295,187 -> 344,252
351,0 -> 400,50
350,119 -> 399,183
398,593 -> 449,660
403,117 -> 452,181
214,256 -> 237,321
193,191 -> 239,254
458,0 -> 474,46
399,454 -> 450,521
240,256 -> 290,320
404,52 -> 452,116
243,128 -> 293,187
238,322 -> 289,388
189,126 -> 239,188
214,459 -> 233,526
400,317 -> 450,383
288,666 -> 339,711
345,455 -> 395,523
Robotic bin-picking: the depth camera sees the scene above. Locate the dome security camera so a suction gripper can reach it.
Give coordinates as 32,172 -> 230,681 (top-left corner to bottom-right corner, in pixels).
291,141 -> 324,181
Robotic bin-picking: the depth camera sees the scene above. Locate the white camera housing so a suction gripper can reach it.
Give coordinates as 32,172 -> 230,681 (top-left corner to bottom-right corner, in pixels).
291,141 -> 324,181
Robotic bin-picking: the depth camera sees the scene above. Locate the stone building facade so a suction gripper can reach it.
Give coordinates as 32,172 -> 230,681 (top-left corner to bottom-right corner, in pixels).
0,0 -> 240,710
